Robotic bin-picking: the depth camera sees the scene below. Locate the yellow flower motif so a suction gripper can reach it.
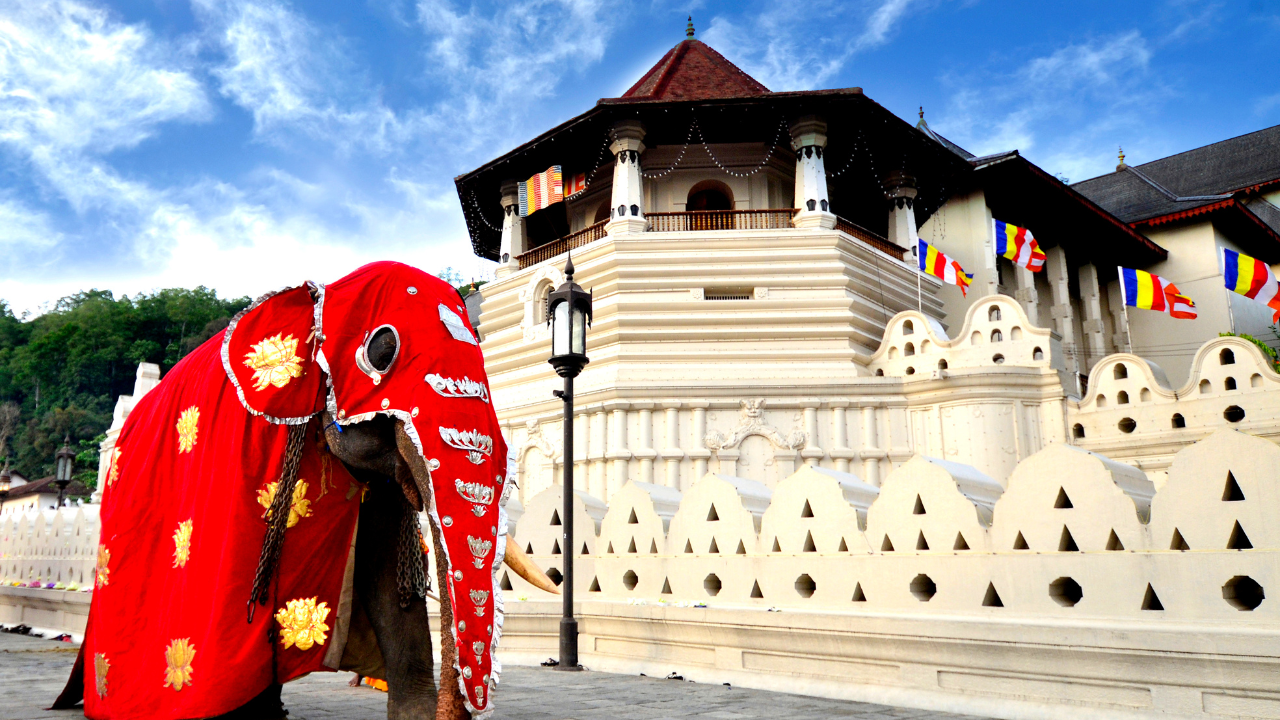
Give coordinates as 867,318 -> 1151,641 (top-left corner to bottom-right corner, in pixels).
95,544 -> 109,587
172,519 -> 193,568
176,406 -> 199,454
257,480 -> 311,528
243,333 -> 304,391
93,653 -> 109,698
163,638 -> 195,691
274,597 -> 331,651
107,447 -> 122,486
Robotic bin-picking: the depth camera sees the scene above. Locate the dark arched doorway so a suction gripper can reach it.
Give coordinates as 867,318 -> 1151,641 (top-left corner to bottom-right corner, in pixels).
685,180 -> 734,230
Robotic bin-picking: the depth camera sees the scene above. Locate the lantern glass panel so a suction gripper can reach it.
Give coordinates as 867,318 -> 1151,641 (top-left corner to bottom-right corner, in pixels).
571,306 -> 586,355
552,301 -> 570,357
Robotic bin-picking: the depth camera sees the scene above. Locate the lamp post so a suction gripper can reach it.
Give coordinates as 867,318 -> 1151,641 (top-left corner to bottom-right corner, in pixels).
546,253 -> 592,671
54,435 -> 75,508
0,460 -> 10,513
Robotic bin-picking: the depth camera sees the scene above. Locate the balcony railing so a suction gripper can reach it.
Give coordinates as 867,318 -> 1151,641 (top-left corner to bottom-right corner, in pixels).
517,220 -> 608,269
647,209 -> 796,232
835,216 -> 906,261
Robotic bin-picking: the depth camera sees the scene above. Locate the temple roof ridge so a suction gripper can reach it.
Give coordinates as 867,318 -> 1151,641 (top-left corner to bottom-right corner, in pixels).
615,34 -> 770,102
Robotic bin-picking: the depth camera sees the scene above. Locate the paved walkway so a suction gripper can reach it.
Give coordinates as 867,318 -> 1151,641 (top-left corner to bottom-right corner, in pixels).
2,633 -> 987,719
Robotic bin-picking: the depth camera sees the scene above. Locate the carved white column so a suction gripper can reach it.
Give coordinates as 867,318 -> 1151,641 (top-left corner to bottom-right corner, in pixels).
606,120 -> 647,235
633,402 -> 656,484
1078,263 -> 1108,366
1014,266 -> 1039,325
496,180 -> 526,278
574,410 -> 588,492
790,115 -> 836,230
604,400 -> 631,499
859,405 -> 884,486
1046,246 -> 1079,382
828,400 -> 856,474
883,171 -> 919,253
660,402 -> 684,488
588,407 -> 607,500
800,401 -> 823,466
1107,281 -> 1129,354
688,402 -> 710,484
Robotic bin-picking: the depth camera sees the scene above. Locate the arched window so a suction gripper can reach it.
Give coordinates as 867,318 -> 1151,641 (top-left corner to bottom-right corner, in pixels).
1252,373 -> 1263,388
938,359 -> 948,370
1097,395 -> 1108,408
1072,424 -> 1085,439
971,331 -> 982,344
1220,348 -> 1235,365
594,201 -> 612,224
686,180 -> 734,211
534,280 -> 555,323
1225,377 -> 1237,391
888,347 -> 899,359
1117,390 -> 1129,404
904,342 -> 915,356
920,340 -> 931,353
1199,379 -> 1211,394
902,320 -> 914,335
1033,347 -> 1044,361
1140,388 -> 1151,402
988,306 -> 1001,322
1010,326 -> 1023,340
1114,363 -> 1128,380
991,329 -> 1003,343
1171,413 -> 1185,429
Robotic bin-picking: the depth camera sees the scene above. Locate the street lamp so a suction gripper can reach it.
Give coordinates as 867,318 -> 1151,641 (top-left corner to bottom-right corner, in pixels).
0,461 -> 10,512
546,253 -> 592,671
54,435 -> 75,508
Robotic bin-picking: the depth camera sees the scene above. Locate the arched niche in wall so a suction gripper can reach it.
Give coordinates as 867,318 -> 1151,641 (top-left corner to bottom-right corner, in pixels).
687,179 -> 734,211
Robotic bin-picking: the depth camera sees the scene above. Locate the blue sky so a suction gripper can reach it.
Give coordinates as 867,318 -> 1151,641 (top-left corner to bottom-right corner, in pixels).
3,0 -> 1278,313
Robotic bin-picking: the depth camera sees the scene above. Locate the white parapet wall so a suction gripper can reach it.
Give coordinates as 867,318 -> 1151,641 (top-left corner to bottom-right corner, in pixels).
0,503 -> 99,634
502,428 -> 1280,719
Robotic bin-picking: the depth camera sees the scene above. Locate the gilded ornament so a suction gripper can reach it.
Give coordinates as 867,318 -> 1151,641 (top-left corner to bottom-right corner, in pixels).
95,544 -> 109,587
93,653 -> 109,698
243,333 -> 304,391
107,447 -> 122,486
163,638 -> 196,691
472,640 -> 485,657
176,406 -> 200,453
172,519 -> 193,568
257,480 -> 312,528
274,597 -> 331,651
467,536 -> 492,569
470,589 -> 489,605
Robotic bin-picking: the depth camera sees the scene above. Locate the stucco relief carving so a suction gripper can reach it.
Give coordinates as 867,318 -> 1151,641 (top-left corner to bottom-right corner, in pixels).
519,266 -> 565,343
705,399 -> 807,451
514,418 -> 560,463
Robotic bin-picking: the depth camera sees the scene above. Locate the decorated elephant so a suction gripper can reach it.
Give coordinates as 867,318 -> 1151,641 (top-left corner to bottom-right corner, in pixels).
54,262 -> 557,720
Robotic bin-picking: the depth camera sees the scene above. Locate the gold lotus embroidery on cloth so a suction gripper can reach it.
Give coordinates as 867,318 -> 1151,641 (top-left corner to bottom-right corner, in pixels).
243,333 -> 304,391
95,544 -> 109,587
172,519 -> 193,568
107,448 -> 122,486
257,479 -> 311,528
274,597 -> 331,651
176,406 -> 199,453
163,638 -> 195,691
93,653 -> 109,698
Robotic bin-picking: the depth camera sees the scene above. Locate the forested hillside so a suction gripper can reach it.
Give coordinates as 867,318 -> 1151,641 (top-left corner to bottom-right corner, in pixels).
0,288 -> 250,487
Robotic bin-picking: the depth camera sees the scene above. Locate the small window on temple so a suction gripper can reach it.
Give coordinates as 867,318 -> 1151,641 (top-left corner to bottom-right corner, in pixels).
989,306 -> 1001,322
905,343 -> 915,356
686,180 -> 734,211
1171,413 -> 1185,429
1114,363 -> 1127,380
991,329 -> 1003,343
1220,348 -> 1235,365
903,320 -> 914,335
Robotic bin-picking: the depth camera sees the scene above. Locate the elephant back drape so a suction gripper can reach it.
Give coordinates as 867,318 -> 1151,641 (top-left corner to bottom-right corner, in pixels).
80,262 -> 508,719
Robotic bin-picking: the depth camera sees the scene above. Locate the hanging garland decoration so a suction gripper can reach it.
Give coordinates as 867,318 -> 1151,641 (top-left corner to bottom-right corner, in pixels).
639,118 -> 698,179
698,115 -> 791,178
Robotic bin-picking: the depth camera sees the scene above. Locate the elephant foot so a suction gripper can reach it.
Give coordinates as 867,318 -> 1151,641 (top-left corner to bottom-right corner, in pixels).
210,683 -> 286,720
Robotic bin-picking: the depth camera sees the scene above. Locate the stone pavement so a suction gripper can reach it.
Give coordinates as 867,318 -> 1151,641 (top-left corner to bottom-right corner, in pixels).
1,633 -> 988,719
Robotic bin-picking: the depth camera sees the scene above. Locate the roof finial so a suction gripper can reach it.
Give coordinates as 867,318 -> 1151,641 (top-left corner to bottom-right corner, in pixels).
1117,146 -> 1127,171
919,106 -> 924,120
686,15 -> 694,38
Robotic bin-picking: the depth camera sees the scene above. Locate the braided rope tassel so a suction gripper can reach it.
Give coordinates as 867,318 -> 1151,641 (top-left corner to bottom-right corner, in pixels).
247,422 -> 308,623
397,505 -> 431,608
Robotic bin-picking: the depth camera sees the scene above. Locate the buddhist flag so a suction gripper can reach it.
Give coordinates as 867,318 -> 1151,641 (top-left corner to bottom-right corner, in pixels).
1222,248 -> 1280,321
918,239 -> 974,297
564,172 -> 587,198
993,220 -> 1046,272
518,166 -> 563,217
1119,267 -> 1197,319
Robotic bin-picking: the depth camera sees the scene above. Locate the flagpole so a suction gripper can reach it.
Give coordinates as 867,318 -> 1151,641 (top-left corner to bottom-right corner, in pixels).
911,242 -> 923,313
1117,266 -> 1134,354
1226,287 -> 1237,334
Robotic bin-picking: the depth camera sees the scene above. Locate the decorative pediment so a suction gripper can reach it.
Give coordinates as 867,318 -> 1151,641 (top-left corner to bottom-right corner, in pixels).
705,399 -> 806,451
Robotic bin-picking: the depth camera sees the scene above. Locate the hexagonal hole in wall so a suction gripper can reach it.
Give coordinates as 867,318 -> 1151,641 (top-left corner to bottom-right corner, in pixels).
547,568 -> 563,586
795,574 -> 816,598
704,574 -> 722,596
1224,405 -> 1246,423
1049,577 -> 1082,607
1118,417 -> 1137,433
622,570 -> 638,591
910,574 -> 936,601
1223,575 -> 1264,611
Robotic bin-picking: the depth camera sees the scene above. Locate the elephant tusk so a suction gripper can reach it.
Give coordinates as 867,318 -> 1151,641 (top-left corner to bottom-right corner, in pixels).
503,538 -> 561,595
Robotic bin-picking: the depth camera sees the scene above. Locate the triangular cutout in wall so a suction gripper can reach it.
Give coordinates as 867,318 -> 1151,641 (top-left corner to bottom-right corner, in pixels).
772,537 -> 782,552
983,583 -> 1003,607
650,539 -> 659,554
1013,532 -> 1029,550
526,542 -> 535,555
838,537 -> 849,552
1170,529 -> 1189,551
1059,526 -> 1079,552
627,538 -> 637,553
750,581 -> 764,598
1142,584 -> 1164,611
709,537 -> 720,554
954,532 -> 969,550
589,576 -> 601,592
916,531 -> 929,551
628,508 -> 639,524
1054,487 -> 1073,509
736,540 -> 747,554
552,539 -> 561,555
1106,530 -> 1124,551
913,495 -> 926,515
660,578 -> 672,594
881,535 -> 895,552
1223,472 -> 1245,502
707,504 -> 720,522
801,500 -> 814,518
684,539 -> 694,554
852,583 -> 866,602
582,542 -> 590,555
1228,521 -> 1253,550
501,571 -> 513,591
550,509 -> 561,526
803,531 -> 817,552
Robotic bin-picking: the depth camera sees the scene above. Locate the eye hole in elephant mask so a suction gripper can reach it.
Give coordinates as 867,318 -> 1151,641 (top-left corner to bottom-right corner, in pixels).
355,324 -> 400,384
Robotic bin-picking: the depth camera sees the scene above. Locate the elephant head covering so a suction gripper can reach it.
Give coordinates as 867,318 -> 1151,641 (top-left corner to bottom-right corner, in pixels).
79,261 -> 507,719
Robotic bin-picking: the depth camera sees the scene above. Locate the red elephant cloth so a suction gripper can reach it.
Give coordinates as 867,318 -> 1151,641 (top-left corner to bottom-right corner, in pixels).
82,262 -> 508,719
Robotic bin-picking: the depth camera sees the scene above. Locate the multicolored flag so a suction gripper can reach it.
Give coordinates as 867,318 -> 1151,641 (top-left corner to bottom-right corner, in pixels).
993,220 -> 1046,272
1222,248 -> 1280,321
564,172 -> 587,198
518,165 -> 563,217
1119,267 -> 1197,319
918,239 -> 974,296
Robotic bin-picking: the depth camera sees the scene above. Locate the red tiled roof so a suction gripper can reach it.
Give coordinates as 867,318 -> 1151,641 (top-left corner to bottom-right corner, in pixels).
619,39 -> 770,102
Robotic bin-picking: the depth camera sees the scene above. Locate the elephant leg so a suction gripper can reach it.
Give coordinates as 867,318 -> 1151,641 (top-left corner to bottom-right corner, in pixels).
430,523 -> 470,720
356,483 -> 438,720
209,683 -> 285,720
